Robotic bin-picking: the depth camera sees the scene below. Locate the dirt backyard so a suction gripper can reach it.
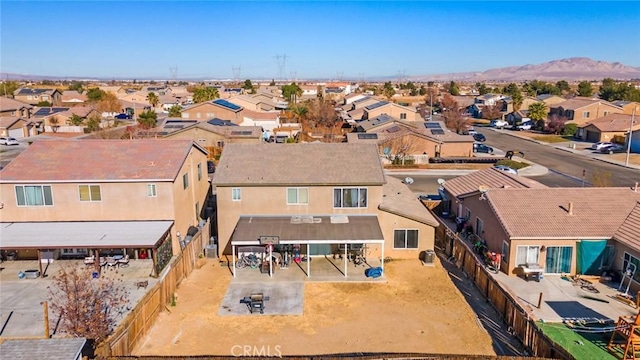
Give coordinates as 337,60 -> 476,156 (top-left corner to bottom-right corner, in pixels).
132,258 -> 495,357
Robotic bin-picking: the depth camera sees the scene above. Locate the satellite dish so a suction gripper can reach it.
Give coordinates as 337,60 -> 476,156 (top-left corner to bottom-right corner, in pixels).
437,178 -> 446,186
404,177 -> 414,185
478,185 -> 489,193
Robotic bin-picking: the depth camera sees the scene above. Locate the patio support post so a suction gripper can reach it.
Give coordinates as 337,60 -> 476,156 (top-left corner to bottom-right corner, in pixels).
151,249 -> 158,278
381,244 -> 385,271
307,244 -> 310,278
37,249 -> 43,276
94,249 -> 100,274
232,245 -> 236,278
269,245 -> 273,277
344,244 -> 348,277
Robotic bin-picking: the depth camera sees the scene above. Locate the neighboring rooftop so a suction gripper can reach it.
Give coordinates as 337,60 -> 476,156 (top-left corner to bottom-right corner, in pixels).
580,113 -> 639,132
614,201 -> 640,250
213,143 -> 385,186
14,88 -> 57,96
0,338 -> 86,360
0,97 -> 33,111
380,176 -> 439,226
0,139 -> 205,182
443,167 -> 547,198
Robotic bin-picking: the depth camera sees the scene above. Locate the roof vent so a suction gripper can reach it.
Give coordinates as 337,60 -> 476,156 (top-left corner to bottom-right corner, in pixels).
568,202 -> 574,216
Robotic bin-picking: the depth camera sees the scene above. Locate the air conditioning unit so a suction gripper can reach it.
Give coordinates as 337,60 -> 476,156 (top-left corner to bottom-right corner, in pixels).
421,250 -> 435,266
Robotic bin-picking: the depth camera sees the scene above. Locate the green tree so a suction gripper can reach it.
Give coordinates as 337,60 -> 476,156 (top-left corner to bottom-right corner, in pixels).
510,90 -> 524,114
192,86 -> 220,103
476,82 -> 489,95
449,81 -> 460,96
555,80 -> 570,93
147,92 -> 160,108
503,83 -> 520,97
562,123 -> 578,136
36,101 -> 52,107
281,83 -> 302,102
290,104 -> 308,123
168,105 -> 182,117
577,81 -> 593,97
242,79 -> 255,94
528,102 -> 548,122
68,114 -> 84,126
382,81 -> 396,100
86,88 -> 106,102
68,81 -> 84,94
86,114 -> 101,132
137,110 -> 158,128
0,81 -> 20,96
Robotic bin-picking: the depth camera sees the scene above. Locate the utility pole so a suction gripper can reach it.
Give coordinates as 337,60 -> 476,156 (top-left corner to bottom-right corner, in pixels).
626,108 -> 636,167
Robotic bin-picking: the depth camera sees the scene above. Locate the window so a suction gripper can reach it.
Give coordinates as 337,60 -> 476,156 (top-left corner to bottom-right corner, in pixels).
147,183 -> 157,197
232,188 -> 241,201
465,208 -> 471,221
217,140 -> 225,148
287,188 -> 309,205
394,229 -> 419,249
10,111 -> 16,116
623,253 -> 640,284
502,241 -> 509,263
15,185 -> 53,206
197,163 -> 202,181
78,185 -> 101,201
27,95 -> 33,100
516,246 -> 540,266
475,217 -> 484,236
42,95 -> 49,101
400,113 -> 407,120
183,173 -> 189,189
582,111 -> 590,118
603,111 -> 610,116
333,188 -> 367,208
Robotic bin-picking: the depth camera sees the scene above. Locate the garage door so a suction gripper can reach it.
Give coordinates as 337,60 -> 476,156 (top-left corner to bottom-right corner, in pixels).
586,130 -> 600,142
8,128 -> 24,139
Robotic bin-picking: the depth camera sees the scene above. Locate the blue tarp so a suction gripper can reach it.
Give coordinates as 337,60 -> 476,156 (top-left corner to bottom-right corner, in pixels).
577,240 -> 607,275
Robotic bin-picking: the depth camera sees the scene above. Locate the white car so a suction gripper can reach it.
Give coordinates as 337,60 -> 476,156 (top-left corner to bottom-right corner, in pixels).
493,165 -> 518,175
0,137 -> 19,146
591,141 -> 613,151
490,119 -> 508,129
516,122 -> 533,131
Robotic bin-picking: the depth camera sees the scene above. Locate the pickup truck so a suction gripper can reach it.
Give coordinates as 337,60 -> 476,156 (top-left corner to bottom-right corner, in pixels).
516,121 -> 533,131
490,119 -> 509,129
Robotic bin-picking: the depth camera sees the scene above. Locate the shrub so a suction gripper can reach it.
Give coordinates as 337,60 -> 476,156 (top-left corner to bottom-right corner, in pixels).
495,159 -> 529,170
535,120 -> 546,131
392,157 -> 415,165
561,123 -> 578,136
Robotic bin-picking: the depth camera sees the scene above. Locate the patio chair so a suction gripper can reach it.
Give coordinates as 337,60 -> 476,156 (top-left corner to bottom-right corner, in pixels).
99,257 -> 107,267
117,255 -> 130,268
83,256 -> 95,266
106,256 -> 118,270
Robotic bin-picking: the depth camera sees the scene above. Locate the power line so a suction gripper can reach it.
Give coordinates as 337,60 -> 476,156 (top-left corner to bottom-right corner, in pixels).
169,66 -> 178,82
274,54 -> 287,81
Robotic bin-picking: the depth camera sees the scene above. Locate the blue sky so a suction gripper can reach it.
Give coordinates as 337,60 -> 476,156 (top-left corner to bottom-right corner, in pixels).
1,1 -> 638,80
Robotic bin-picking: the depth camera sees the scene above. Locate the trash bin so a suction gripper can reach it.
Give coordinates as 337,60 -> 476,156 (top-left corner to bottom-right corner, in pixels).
205,244 -> 218,259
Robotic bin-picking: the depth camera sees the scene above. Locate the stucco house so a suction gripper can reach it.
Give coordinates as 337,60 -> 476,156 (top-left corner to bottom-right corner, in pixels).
13,88 -> 62,106
0,139 -> 211,276
227,94 -> 277,112
0,97 -> 33,118
612,101 -> 640,116
181,99 -> 244,123
577,113 -> 640,143
549,97 -> 623,125
61,90 -> 88,105
163,120 -> 263,157
362,101 -> 421,121
212,143 -> 438,277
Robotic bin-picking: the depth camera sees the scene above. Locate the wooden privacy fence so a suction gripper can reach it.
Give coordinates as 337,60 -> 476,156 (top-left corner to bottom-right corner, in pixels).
110,354 -> 555,360
96,221 -> 210,357
445,229 -> 574,360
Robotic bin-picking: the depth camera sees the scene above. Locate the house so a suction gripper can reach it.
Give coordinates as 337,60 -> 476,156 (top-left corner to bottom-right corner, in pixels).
99,86 -> 126,95
300,84 -> 319,98
43,106 -> 100,133
577,113 -> 640,143
240,109 -> 280,138
181,99 -> 244,123
549,97 -> 623,125
13,88 -> 62,106
502,96 -> 540,114
164,120 -> 263,156
474,93 -> 505,106
0,97 -> 33,118
61,90 -> 88,105
212,143 -> 439,276
505,110 -> 531,125
440,168 -> 640,282
536,94 -> 566,107
0,139 -> 211,276
227,94 -> 277,111
0,116 -> 30,138
348,118 -> 474,161
0,338 -> 87,360
343,93 -> 369,105
362,101 -> 421,121
612,101 -> 640,116
118,91 -> 151,107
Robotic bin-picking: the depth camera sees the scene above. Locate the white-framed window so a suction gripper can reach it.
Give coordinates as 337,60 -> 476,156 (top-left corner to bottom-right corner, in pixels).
197,163 -> 202,181
394,229 -> 419,249
623,252 -> 640,283
183,173 -> 189,189
287,187 -> 309,205
217,140 -> 225,148
333,187 -> 367,208
42,95 -> 49,101
603,111 -> 610,116
27,95 -> 33,100
516,245 -> 540,266
502,241 -> 509,263
78,185 -> 101,202
476,217 -> 484,236
15,185 -> 53,206
196,112 -> 201,118
400,113 -> 407,120
582,111 -> 590,118
232,188 -> 242,201
147,183 -> 157,197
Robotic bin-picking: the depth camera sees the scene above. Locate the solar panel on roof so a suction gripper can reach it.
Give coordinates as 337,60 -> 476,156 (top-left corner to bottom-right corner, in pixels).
357,133 -> 378,139
213,99 -> 242,111
230,130 -> 253,136
386,126 -> 400,133
424,122 -> 442,129
365,101 -> 388,111
430,129 -> 445,135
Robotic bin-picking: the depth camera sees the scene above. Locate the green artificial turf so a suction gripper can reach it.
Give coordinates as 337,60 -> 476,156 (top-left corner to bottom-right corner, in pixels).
537,321 -> 617,360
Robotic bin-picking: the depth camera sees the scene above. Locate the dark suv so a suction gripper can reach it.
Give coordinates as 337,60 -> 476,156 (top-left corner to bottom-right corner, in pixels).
473,143 -> 494,154
473,133 -> 486,142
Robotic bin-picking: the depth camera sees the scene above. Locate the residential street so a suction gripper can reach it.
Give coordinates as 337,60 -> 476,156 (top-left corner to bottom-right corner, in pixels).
476,128 -> 640,187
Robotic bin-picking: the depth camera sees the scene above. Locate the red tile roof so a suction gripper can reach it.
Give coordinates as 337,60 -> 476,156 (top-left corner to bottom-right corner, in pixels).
443,168 -> 546,198
615,201 -> 640,250
0,139 -> 204,182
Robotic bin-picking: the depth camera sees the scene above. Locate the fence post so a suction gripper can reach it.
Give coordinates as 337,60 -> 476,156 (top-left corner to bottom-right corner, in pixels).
537,292 -> 543,309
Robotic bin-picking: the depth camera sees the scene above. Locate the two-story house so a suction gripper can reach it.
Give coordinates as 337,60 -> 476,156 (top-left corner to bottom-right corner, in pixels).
213,143 -> 438,277
228,95 -> 277,112
0,139 -> 211,276
362,101 -> 421,121
1,97 -> 33,118
13,88 -> 62,106
181,99 -> 244,123
549,97 -> 623,125
0,97 -> 34,138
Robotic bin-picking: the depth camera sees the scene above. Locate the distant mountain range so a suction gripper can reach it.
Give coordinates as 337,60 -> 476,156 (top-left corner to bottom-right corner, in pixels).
2,57 -> 639,82
411,57 -> 640,82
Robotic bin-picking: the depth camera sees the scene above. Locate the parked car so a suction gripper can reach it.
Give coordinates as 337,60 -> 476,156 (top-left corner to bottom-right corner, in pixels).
473,133 -> 486,142
516,122 -> 533,131
490,119 -> 508,129
114,113 -> 131,120
493,165 -> 518,175
599,144 -> 625,154
473,143 -> 494,154
0,137 -> 19,146
591,141 -> 613,151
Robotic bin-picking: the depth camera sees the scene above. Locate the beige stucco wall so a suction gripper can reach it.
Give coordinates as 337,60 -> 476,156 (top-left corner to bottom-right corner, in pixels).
181,103 -> 243,123
215,184 -> 384,254
375,209 -> 435,259
165,128 -> 261,149
366,104 -> 421,121
611,241 -> 640,294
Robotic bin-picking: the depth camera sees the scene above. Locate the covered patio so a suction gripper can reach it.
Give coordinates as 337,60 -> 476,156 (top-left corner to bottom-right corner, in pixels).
229,215 -> 385,278
0,221 -> 174,278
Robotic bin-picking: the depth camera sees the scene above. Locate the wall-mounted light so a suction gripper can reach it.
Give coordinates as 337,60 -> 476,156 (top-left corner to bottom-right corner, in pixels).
177,231 -> 181,239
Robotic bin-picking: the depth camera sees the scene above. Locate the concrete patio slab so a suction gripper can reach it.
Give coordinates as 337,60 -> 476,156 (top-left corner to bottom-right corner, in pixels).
218,282 -> 304,316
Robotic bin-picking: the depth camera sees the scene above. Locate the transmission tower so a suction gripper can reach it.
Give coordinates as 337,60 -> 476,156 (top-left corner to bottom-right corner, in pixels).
274,54 -> 287,81
396,70 -> 406,83
290,71 -> 297,82
169,66 -> 178,82
231,66 -> 241,83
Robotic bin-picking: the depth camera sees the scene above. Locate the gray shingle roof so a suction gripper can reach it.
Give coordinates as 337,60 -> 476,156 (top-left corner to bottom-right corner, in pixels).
380,176 -> 439,226
213,143 -> 385,186
0,338 -> 86,360
0,96 -> 33,111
